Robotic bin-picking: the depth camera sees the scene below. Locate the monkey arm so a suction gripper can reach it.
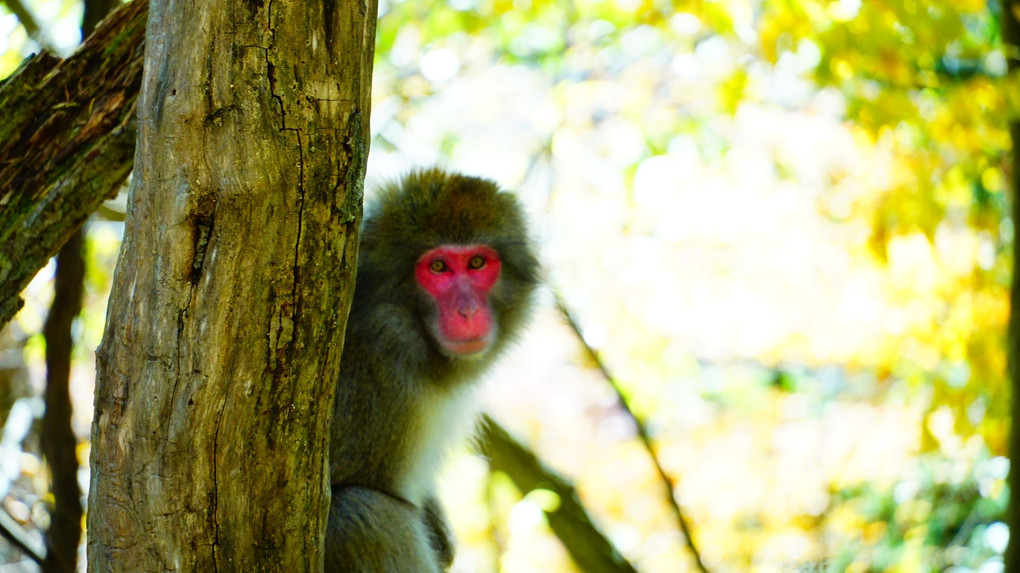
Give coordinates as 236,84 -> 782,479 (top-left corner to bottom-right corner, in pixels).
423,495 -> 454,569
326,485 -> 442,573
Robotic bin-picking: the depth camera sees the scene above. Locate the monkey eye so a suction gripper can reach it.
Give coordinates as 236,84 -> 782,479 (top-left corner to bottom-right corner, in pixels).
468,255 -> 486,270
429,259 -> 449,273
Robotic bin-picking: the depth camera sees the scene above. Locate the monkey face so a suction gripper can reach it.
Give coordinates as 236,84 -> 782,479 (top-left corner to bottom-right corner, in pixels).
415,244 -> 502,357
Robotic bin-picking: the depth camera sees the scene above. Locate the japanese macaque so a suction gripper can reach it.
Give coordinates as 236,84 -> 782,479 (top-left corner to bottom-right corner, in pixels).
326,169 -> 540,572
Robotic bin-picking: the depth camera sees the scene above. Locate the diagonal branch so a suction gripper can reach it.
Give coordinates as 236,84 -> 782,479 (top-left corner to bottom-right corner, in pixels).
478,415 -> 637,573
0,0 -> 146,329
554,293 -> 710,573
0,506 -> 46,566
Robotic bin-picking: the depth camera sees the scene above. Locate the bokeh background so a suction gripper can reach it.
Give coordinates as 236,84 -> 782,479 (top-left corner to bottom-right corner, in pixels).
0,0 -> 1015,571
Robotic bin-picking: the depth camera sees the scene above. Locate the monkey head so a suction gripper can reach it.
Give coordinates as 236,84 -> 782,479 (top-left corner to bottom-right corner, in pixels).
358,168 -> 539,361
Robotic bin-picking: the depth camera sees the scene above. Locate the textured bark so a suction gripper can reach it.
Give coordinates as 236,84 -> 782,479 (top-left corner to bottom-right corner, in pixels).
87,0 -> 377,570
1004,1 -> 1020,570
479,416 -> 638,573
0,0 -> 145,328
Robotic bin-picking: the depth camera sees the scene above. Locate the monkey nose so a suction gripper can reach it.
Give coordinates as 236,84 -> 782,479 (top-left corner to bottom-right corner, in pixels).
458,305 -> 478,320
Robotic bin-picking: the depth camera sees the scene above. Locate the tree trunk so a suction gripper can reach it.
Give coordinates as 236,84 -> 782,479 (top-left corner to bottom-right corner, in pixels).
0,0 -> 145,328
87,0 -> 377,569
1005,1 -> 1020,572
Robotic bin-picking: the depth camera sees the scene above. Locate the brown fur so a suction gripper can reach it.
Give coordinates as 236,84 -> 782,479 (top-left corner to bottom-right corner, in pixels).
325,169 -> 540,572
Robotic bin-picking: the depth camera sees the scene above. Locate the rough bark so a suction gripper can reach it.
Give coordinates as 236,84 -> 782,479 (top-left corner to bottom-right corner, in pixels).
479,416 -> 638,573
0,0 -> 145,329
1004,1 -> 1020,570
87,0 -> 377,570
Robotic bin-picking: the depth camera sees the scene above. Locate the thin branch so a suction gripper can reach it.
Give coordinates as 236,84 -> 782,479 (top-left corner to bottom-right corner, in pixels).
0,0 -> 59,53
1,0 -> 40,37
0,507 -> 46,566
41,230 -> 85,573
554,293 -> 711,573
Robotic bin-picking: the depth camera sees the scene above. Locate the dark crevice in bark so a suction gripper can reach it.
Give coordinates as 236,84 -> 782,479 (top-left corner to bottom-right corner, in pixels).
290,128 -> 307,366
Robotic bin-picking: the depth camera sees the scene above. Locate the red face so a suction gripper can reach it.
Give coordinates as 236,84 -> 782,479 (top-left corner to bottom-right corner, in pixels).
415,245 -> 501,356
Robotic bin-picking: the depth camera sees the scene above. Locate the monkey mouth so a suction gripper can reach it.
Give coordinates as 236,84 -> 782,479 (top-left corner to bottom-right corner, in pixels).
439,337 -> 490,356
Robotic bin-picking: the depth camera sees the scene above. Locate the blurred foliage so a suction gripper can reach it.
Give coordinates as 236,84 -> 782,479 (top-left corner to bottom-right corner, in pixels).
754,4 -> 1016,565
825,450 -> 1008,571
758,0 -> 1015,452
1,0 -> 1018,571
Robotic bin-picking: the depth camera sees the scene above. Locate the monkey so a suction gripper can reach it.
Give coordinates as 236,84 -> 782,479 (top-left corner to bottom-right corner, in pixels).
325,168 -> 540,572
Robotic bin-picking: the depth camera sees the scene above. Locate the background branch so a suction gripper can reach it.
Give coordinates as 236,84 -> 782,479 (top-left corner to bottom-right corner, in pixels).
36,2 -> 120,568
478,416 -> 638,573
1,0 -> 40,37
555,293 -> 710,573
0,0 -> 58,53
0,507 -> 45,566
40,232 -> 84,573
